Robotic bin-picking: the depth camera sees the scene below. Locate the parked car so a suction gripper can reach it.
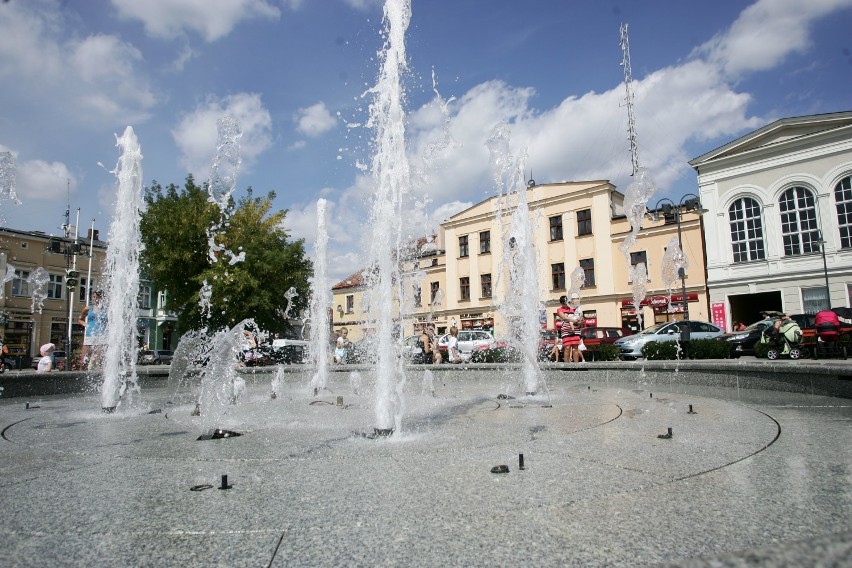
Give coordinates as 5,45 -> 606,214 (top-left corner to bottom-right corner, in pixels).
614,320 -> 724,360
138,349 -> 174,365
436,329 -> 494,361
579,327 -> 633,349
718,318 -> 776,357
30,350 -> 67,371
401,334 -> 425,362
265,337 -> 309,364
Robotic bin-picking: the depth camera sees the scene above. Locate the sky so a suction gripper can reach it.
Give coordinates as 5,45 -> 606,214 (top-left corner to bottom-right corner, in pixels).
1,0 -> 851,284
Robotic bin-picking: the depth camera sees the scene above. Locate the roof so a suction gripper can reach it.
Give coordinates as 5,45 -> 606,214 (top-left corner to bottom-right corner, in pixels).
331,270 -> 365,290
688,110 -> 852,168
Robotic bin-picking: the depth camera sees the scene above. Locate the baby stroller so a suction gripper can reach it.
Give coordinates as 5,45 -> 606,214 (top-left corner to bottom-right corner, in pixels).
760,317 -> 804,360
812,310 -> 847,359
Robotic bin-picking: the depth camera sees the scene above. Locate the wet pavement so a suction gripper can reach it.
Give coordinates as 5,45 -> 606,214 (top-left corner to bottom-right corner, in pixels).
0,366 -> 850,567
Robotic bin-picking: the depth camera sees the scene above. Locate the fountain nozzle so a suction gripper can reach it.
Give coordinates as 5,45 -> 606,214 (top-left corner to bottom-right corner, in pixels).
219,474 -> 232,490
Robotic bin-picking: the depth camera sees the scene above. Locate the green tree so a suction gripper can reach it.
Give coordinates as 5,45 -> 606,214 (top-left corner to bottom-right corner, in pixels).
140,175 -> 312,334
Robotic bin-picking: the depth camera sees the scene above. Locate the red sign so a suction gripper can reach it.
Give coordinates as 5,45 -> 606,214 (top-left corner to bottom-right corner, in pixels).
621,293 -> 699,307
711,302 -> 727,330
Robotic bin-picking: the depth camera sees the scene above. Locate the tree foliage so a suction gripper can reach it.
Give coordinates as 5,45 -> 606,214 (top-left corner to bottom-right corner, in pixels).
140,175 -> 312,334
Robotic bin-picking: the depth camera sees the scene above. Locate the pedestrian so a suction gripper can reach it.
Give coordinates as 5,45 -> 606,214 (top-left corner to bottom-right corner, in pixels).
557,294 -> 583,363
37,343 -> 55,373
0,336 -> 8,373
334,327 -> 351,364
419,326 -> 434,364
550,318 -> 563,362
447,326 -> 462,364
78,289 -> 107,370
428,324 -> 442,364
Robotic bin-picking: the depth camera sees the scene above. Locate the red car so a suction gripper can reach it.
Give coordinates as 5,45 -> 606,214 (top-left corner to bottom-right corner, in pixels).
578,327 -> 633,349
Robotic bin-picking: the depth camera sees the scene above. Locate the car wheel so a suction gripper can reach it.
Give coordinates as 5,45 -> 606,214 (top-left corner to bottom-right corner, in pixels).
766,348 -> 780,360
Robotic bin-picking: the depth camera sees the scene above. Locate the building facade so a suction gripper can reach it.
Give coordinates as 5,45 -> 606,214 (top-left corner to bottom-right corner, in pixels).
332,179 -> 708,341
0,227 -> 106,366
0,226 -> 179,367
690,111 -> 852,328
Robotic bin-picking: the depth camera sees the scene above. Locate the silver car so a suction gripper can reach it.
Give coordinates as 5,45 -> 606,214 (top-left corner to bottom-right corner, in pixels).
436,330 -> 494,361
614,320 -> 723,360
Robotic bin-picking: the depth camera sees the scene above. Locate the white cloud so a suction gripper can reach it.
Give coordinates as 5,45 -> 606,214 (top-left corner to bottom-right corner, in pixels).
694,0 -> 852,78
172,93 -> 274,179
0,1 -> 157,125
110,0 -> 283,42
17,159 -> 77,202
342,0 -> 384,10
294,102 -> 337,137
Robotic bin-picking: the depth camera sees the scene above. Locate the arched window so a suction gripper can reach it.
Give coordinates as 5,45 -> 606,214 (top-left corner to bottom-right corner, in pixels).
835,175 -> 852,249
779,186 -> 819,256
728,197 -> 765,262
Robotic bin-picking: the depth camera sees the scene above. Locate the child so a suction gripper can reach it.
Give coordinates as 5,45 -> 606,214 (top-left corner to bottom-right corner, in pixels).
37,343 -> 55,374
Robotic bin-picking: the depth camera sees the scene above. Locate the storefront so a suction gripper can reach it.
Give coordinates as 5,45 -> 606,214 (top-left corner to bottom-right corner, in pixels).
620,294 -> 700,331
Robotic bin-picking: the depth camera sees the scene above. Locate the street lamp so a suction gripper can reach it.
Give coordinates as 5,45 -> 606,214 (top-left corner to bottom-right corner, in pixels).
818,230 -> 831,309
650,194 -> 707,320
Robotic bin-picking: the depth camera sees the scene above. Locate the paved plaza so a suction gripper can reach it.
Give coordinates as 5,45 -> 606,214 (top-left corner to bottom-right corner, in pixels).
0,363 -> 850,567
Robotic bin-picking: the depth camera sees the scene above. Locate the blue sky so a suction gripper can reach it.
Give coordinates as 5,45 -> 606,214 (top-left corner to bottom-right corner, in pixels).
1,0 -> 851,282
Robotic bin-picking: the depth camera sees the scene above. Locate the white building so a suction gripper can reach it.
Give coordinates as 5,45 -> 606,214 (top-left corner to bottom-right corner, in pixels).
690,111 -> 852,328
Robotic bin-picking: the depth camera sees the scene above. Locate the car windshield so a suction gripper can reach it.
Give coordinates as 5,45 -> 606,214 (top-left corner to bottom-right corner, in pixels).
637,322 -> 669,335
746,319 -> 775,331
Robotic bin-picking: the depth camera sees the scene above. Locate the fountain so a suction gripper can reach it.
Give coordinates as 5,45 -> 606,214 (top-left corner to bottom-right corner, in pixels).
100,126 -> 144,412
26,267 -> 49,314
487,123 -> 541,395
0,8 -> 849,566
308,198 -> 330,395
361,0 -> 412,436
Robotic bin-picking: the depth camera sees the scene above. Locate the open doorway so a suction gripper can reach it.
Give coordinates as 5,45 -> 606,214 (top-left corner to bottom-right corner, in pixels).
729,291 -> 781,326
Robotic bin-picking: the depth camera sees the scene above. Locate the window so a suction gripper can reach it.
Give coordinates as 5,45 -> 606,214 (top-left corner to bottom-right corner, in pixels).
481,273 -> 492,299
802,287 -> 829,315
549,215 -> 563,241
580,258 -> 595,287
630,251 -> 647,270
346,294 -> 355,313
779,186 -> 819,256
459,277 -> 470,301
11,269 -> 29,297
479,231 -> 491,254
551,263 -> 565,290
137,284 -> 152,309
577,209 -> 592,236
835,175 -> 852,248
459,235 -> 469,258
413,285 -> 421,307
430,281 -> 440,304
47,273 -> 64,300
729,197 -> 765,262
78,277 -> 88,303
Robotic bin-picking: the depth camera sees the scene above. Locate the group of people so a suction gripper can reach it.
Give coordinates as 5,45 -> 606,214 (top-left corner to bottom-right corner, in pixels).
417,324 -> 462,364
550,293 -> 585,363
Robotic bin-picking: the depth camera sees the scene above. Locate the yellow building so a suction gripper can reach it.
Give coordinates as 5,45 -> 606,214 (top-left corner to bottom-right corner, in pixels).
0,227 -> 107,367
332,180 -> 708,341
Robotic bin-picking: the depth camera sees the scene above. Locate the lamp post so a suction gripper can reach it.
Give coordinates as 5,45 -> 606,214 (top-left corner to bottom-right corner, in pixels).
818,230 -> 831,310
651,194 -> 707,321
